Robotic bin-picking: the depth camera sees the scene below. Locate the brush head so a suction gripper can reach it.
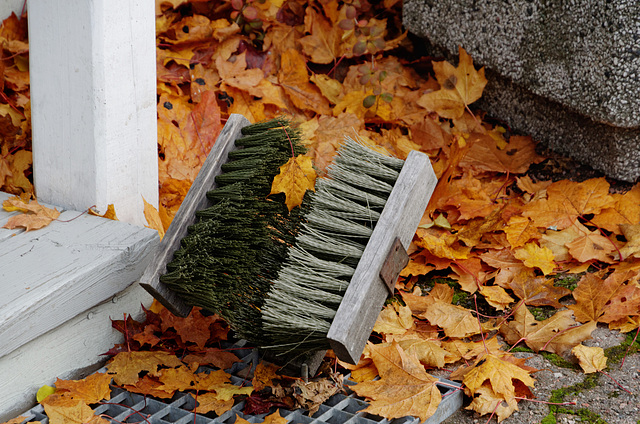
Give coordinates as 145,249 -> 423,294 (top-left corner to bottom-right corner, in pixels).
160,118 -> 411,358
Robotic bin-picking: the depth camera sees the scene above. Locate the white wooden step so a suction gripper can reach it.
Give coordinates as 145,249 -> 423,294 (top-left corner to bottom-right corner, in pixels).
0,191 -> 159,420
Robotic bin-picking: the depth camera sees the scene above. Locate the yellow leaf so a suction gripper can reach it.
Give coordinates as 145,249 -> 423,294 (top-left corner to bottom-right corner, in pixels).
419,299 -> 480,338
514,242 -> 556,275
572,345 -> 607,374
479,286 -> 515,311
88,204 -> 118,221
193,393 -> 233,415
36,385 -> 56,402
3,197 -> 61,232
270,155 -> 317,211
310,74 -> 343,104
463,354 -> 534,399
417,47 -> 487,119
55,373 -> 112,404
41,394 -> 96,424
373,302 -> 414,336
352,341 -> 441,422
143,197 -> 165,239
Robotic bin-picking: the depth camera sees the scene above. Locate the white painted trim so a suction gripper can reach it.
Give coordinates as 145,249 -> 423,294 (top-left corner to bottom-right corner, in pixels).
0,283 -> 154,422
28,0 -> 158,226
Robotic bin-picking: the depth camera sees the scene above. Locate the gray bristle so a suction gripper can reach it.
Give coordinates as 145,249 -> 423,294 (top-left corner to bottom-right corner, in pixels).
261,137 -> 405,353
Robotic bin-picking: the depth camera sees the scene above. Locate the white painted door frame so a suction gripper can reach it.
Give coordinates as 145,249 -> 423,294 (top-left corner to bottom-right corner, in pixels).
28,0 -> 158,226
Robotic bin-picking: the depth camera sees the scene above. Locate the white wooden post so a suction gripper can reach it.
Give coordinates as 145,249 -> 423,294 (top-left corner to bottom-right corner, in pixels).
28,0 -> 158,226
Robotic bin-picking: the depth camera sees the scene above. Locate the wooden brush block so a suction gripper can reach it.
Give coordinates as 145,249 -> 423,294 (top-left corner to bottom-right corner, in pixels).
139,114 -> 251,316
327,150 -> 437,364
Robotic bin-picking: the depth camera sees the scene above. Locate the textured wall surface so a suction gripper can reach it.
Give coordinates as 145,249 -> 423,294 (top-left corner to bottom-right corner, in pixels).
403,0 -> 640,128
404,0 -> 640,181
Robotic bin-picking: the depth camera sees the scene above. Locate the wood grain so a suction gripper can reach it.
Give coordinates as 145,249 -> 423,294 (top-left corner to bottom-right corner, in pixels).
327,150 -> 437,364
0,201 -> 159,358
139,114 -> 250,316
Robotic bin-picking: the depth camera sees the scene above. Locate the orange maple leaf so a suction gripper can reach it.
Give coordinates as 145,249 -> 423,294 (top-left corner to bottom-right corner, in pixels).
417,46 -> 487,120
54,373 -> 112,404
3,196 -> 60,231
106,351 -> 183,386
40,394 -> 104,424
352,341 -> 441,422
523,178 -> 615,230
270,155 -> 317,211
278,49 -> 331,115
500,301 -> 596,354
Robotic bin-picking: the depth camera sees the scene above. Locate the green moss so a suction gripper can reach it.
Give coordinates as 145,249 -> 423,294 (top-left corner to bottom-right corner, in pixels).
604,331 -> 640,365
528,306 -> 557,321
607,390 -> 620,398
540,413 -> 556,424
510,346 -> 534,353
544,373 -> 602,422
553,272 -> 582,291
539,352 -> 579,369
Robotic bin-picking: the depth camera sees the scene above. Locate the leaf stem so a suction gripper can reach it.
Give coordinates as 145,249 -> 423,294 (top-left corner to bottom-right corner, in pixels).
599,370 -> 632,394
620,325 -> 640,369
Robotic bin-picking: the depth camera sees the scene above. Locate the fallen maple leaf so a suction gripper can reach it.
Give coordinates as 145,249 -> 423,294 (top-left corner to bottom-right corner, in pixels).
3,196 -> 60,231
352,342 -> 441,422
572,344 -> 607,373
54,373 -> 112,404
500,301 -> 596,354
459,134 -> 543,175
143,197 -> 165,239
465,383 -> 519,423
478,285 -> 514,311
106,351 -> 183,386
569,272 -> 623,323
373,301 -> 414,336
252,361 -> 280,391
523,178 -> 615,230
40,394 -> 103,424
417,46 -> 487,120
507,269 -> 570,308
514,242 -> 556,275
270,154 -> 317,211
420,298 -> 480,338
463,354 -> 534,400
193,392 -> 234,415
278,49 -> 331,115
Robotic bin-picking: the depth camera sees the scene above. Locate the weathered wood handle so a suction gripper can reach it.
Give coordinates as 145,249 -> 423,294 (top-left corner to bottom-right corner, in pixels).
327,150 -> 437,364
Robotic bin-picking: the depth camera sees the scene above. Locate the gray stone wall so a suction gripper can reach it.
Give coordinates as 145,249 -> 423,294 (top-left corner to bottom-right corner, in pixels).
403,0 -> 640,181
403,0 -> 640,128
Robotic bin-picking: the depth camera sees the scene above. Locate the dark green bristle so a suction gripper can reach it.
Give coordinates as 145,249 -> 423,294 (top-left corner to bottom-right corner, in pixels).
159,117 -> 308,343
160,117 -> 406,357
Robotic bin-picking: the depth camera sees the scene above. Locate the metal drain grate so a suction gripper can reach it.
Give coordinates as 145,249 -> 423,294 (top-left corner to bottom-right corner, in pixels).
18,341 -> 463,424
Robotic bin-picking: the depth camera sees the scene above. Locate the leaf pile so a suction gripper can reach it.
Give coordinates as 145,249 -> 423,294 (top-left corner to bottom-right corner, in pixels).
16,302 -> 343,424
0,12 -> 31,196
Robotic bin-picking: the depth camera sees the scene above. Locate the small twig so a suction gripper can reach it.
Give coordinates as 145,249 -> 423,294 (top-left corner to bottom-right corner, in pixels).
620,325 -> 640,369
599,370 -> 632,394
473,293 -> 489,354
55,205 -> 96,223
282,125 -> 295,158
